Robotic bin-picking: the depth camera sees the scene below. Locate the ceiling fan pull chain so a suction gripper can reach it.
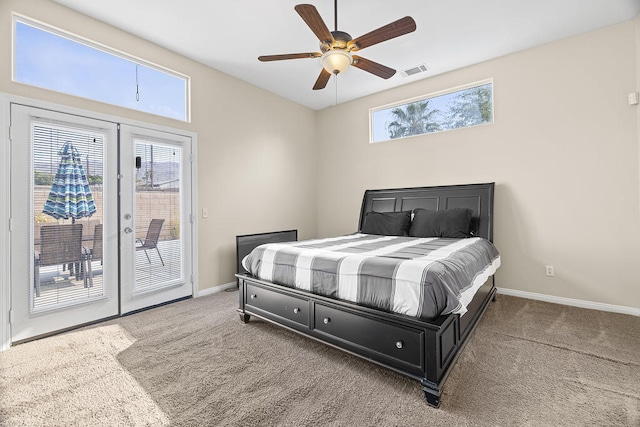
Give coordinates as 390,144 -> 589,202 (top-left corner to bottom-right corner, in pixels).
335,74 -> 338,105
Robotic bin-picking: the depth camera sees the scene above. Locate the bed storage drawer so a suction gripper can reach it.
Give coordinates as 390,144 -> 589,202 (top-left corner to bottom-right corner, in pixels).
245,283 -> 309,327
313,303 -> 424,370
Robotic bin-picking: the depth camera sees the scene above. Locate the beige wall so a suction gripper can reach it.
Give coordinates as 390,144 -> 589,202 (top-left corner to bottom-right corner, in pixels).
0,0 -> 317,290
316,21 -> 640,309
2,1 -> 639,309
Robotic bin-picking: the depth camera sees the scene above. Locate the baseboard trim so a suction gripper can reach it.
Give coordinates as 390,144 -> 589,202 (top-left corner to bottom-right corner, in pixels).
496,288 -> 640,317
197,281 -> 237,297
197,283 -> 640,316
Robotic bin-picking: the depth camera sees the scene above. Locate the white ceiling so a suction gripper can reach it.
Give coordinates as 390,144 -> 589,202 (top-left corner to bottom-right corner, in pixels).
52,0 -> 640,111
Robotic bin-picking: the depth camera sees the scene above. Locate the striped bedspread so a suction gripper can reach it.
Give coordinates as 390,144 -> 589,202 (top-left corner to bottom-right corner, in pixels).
242,234 -> 501,320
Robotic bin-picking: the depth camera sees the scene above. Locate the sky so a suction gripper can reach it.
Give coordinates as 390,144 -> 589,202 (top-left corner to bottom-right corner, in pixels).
15,21 -> 187,121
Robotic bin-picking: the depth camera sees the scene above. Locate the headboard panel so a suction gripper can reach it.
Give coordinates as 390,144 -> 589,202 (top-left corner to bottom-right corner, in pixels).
358,183 -> 495,242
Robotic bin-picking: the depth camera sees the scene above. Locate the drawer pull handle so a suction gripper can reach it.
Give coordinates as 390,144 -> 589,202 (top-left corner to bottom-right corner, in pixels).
293,308 -> 300,314
396,341 -> 403,349
250,294 -> 257,300
323,317 -> 330,324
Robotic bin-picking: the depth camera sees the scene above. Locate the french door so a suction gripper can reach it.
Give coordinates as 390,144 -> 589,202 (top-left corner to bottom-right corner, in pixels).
119,125 -> 193,314
10,104 -> 193,342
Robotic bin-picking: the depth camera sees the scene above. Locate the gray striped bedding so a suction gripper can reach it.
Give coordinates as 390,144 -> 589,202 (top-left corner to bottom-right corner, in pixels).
242,233 -> 501,320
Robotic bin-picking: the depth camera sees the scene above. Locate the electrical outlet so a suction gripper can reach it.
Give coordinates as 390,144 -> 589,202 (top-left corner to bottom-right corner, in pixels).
545,265 -> 554,277
202,208 -> 209,218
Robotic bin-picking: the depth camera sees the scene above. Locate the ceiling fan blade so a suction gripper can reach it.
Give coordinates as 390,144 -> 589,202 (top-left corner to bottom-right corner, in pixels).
348,16 -> 416,51
258,53 -> 321,62
352,55 -> 396,79
313,68 -> 332,90
295,4 -> 334,45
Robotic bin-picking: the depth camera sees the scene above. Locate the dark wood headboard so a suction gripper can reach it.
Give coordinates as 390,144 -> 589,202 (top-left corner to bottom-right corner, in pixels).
358,183 -> 495,242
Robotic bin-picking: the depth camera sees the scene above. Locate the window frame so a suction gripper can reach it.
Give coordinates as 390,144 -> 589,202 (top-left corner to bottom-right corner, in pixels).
12,14 -> 191,123
369,78 -> 494,143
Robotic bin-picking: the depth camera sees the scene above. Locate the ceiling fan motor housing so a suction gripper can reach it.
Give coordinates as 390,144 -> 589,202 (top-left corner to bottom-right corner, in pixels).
320,30 -> 353,52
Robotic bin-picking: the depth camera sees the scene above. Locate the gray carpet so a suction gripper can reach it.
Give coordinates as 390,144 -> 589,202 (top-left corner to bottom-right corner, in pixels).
1,291 -> 639,426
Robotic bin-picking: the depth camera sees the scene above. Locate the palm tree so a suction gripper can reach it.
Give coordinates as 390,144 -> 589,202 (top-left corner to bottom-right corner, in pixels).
386,100 -> 440,139
444,84 -> 493,129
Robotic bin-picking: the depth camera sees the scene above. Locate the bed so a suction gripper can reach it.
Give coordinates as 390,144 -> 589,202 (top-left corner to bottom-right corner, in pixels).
236,183 -> 499,407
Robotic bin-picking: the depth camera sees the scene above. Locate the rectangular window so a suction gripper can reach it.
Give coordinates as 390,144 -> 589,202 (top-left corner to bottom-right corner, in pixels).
370,80 -> 493,143
14,16 -> 189,122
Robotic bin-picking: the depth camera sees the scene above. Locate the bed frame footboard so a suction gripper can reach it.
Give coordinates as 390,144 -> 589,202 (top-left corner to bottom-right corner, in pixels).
236,274 -> 496,408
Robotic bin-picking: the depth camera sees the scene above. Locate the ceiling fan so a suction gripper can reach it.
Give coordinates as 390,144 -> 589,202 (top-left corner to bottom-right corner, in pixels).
258,1 -> 417,90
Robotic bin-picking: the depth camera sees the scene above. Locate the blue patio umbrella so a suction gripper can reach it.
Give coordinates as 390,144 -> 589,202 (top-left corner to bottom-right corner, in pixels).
42,142 -> 96,221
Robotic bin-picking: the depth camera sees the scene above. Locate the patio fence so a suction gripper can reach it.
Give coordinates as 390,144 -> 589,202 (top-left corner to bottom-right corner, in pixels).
33,185 -> 180,241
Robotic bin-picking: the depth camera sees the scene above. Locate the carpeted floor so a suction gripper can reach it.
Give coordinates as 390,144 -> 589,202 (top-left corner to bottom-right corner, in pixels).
0,291 -> 638,426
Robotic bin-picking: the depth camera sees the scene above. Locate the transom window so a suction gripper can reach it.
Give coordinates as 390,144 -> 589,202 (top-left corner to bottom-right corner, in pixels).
370,80 -> 493,143
13,16 -> 189,122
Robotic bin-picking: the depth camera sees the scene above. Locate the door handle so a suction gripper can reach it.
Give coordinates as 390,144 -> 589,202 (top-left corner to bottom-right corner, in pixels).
124,227 -> 132,234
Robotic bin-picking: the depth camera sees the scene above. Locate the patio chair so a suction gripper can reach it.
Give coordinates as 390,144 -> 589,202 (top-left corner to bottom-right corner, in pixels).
136,219 -> 165,266
83,224 -> 102,288
35,223 -> 87,297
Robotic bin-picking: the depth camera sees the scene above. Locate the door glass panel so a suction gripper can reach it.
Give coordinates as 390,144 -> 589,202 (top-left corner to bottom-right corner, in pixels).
133,139 -> 183,293
32,122 -> 106,311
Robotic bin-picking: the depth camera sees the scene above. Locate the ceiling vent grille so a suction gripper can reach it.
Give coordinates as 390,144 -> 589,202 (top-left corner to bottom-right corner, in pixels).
400,64 -> 428,78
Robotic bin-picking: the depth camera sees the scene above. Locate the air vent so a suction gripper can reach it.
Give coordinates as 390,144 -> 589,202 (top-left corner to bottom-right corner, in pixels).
400,64 -> 428,78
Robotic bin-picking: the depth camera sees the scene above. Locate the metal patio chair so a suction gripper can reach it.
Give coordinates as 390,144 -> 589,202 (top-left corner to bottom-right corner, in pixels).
34,223 -> 87,297
83,223 -> 102,288
136,219 -> 165,266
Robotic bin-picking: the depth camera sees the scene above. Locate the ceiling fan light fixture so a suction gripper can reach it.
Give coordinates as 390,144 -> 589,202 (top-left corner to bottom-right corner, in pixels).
321,49 -> 352,75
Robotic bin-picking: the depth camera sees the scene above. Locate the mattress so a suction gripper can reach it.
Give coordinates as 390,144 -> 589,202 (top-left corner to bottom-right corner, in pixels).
242,233 -> 501,320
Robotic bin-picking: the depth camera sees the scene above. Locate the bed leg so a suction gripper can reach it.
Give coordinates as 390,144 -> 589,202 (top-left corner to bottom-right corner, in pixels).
239,313 -> 251,323
491,276 -> 497,302
423,388 -> 441,408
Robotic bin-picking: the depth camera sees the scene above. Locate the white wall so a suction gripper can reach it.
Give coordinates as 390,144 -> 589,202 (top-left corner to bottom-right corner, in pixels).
316,20 -> 640,310
0,0 -> 318,291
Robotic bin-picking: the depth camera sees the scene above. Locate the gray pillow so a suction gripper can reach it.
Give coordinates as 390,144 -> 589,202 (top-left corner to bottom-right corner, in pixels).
362,211 -> 411,236
409,208 -> 472,238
